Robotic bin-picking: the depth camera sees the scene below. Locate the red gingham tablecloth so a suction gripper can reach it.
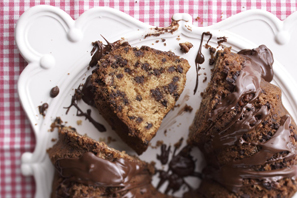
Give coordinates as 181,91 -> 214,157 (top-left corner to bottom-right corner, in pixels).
0,0 -> 296,197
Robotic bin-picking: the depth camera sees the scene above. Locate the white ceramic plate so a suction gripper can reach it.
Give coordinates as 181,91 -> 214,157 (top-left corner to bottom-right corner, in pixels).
16,5 -> 297,198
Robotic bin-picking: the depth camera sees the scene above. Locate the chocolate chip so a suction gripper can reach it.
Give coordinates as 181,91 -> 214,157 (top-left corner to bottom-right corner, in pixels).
134,76 -> 144,84
162,58 -> 167,62
177,65 -> 183,73
168,66 -> 175,73
168,83 -> 177,94
123,98 -> 129,105
136,95 -> 142,101
50,86 -> 59,98
128,116 -> 136,120
145,123 -> 153,129
136,117 -> 143,123
134,61 -> 140,68
117,105 -> 123,112
116,90 -> 126,97
124,47 -> 129,53
172,76 -> 179,83
134,50 -> 144,57
142,63 -> 151,71
151,88 -> 163,101
153,69 -> 161,77
175,59 -> 181,63
116,74 -> 123,79
124,68 -> 132,74
161,100 -> 168,107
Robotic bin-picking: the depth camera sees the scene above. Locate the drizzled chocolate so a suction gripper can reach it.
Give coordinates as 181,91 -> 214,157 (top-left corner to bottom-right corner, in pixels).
156,141 -> 201,195
203,45 -> 297,193
238,45 -> 274,82
194,32 -> 212,95
64,86 -> 106,132
55,152 -> 151,191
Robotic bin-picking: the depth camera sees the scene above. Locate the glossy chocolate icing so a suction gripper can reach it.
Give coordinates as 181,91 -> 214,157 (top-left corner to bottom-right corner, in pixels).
238,45 -> 274,82
204,45 -> 297,193
55,152 -> 151,194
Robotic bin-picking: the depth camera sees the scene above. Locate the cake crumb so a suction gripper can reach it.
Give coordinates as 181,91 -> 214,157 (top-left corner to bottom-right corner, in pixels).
51,138 -> 57,142
155,40 -> 159,43
50,117 -> 63,132
184,104 -> 193,113
164,129 -> 167,136
99,137 -> 106,143
203,76 -> 207,83
150,140 -> 164,149
38,103 -> 48,117
76,120 -> 82,125
179,42 -> 193,53
161,38 -> 166,42
164,43 -> 166,46
171,104 -> 180,111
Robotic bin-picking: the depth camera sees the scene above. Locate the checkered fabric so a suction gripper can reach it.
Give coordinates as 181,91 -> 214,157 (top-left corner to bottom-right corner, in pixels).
0,0 -> 296,197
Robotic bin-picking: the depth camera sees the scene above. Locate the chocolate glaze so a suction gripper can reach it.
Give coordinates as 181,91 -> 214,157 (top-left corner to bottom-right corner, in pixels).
38,103 -> 48,116
238,45 -> 274,82
194,32 -> 212,95
50,86 -> 59,98
81,75 -> 95,106
203,45 -> 297,193
208,115 -> 297,192
156,142 -> 201,195
64,86 -> 106,132
55,152 -> 152,195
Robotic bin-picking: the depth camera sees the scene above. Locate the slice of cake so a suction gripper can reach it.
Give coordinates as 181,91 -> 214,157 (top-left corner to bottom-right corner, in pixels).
90,42 -> 190,154
188,46 -> 297,197
48,125 -> 169,198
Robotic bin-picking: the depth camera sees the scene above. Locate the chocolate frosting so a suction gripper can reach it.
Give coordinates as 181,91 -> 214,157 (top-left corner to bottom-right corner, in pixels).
55,152 -> 151,192
203,45 -> 297,193
238,45 -> 274,82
